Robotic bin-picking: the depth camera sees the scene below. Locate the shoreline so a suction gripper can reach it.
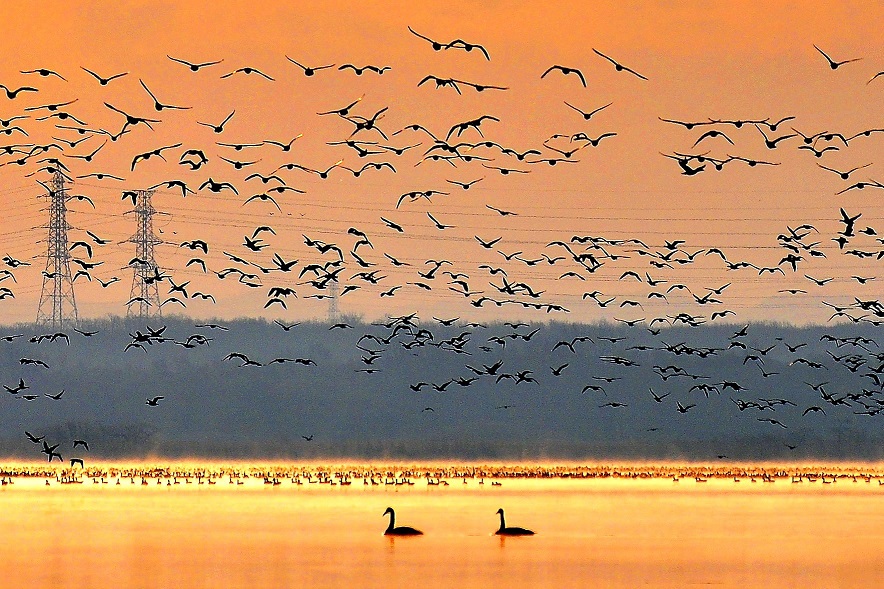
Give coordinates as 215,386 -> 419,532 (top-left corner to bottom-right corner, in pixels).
3,460 -> 884,480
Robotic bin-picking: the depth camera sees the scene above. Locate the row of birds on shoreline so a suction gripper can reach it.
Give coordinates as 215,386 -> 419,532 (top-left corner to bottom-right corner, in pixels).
11,464 -> 884,483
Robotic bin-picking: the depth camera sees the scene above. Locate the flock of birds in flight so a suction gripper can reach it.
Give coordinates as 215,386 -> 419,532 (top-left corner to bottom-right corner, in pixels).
0,27 -> 882,466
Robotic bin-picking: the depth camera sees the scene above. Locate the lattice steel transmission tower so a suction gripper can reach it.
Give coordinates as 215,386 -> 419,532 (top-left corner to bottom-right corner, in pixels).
125,190 -> 166,318
327,280 -> 340,323
36,172 -> 79,328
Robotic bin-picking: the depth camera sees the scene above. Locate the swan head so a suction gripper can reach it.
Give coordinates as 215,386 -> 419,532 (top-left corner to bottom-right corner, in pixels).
496,508 -> 504,515
383,507 -> 394,516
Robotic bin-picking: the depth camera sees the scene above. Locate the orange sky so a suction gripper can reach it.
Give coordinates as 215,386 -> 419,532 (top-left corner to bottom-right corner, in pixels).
0,1 -> 881,325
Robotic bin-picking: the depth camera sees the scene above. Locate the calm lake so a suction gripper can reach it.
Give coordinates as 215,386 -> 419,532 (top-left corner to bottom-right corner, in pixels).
2,473 -> 882,588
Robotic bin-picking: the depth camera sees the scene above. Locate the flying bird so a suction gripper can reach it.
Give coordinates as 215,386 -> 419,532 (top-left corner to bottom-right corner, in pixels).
592,49 -> 648,79
286,56 -> 335,76
21,68 -> 66,81
167,55 -> 223,71
220,66 -> 274,80
540,65 -> 586,87
139,79 -> 191,111
197,110 -> 235,133
81,67 -> 128,85
0,84 -> 39,99
564,101 -> 612,121
813,44 -> 861,70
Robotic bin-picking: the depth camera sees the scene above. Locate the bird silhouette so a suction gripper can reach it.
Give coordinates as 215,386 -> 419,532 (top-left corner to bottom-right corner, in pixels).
220,66 -> 274,80
167,55 -> 223,71
592,49 -> 648,79
81,67 -> 128,85
540,65 -> 586,87
0,84 -> 39,99
494,508 -> 534,536
813,44 -> 861,70
383,507 -> 423,536
564,101 -> 612,121
197,110 -> 235,133
338,64 -> 391,76
139,79 -> 191,111
286,56 -> 335,76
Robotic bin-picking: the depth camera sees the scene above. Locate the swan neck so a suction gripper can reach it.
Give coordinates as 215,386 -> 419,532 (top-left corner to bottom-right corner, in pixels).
386,511 -> 395,532
498,511 -> 506,531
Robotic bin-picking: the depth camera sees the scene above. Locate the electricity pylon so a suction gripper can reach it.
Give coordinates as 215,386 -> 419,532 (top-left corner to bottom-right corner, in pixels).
124,190 -> 166,318
36,172 -> 79,328
327,280 -> 340,323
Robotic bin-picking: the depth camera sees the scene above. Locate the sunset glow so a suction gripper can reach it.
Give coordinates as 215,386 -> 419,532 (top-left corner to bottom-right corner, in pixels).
1,2 -> 883,587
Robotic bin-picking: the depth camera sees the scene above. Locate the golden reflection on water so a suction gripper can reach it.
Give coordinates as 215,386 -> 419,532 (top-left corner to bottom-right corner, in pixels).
1,467 -> 883,588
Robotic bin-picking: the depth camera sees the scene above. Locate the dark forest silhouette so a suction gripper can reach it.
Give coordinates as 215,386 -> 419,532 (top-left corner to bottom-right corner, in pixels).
2,316 -> 881,460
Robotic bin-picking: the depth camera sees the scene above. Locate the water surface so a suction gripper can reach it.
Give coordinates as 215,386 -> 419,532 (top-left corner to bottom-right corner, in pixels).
2,476 -> 882,588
